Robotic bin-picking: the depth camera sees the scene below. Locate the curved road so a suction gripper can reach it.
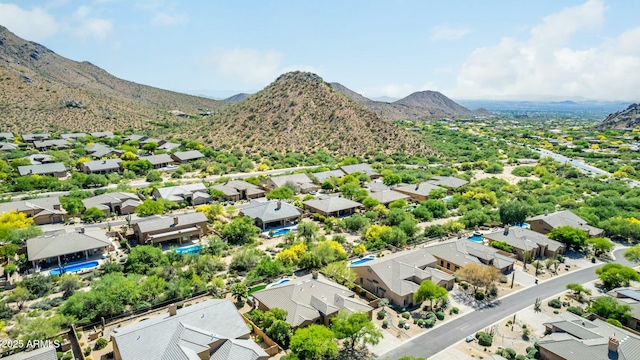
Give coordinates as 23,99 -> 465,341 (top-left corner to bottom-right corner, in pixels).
379,248 -> 633,360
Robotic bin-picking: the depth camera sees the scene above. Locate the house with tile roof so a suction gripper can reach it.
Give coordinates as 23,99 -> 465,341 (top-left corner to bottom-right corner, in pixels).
139,154 -> 173,169
303,195 -> 362,217
82,192 -> 142,216
61,132 -> 87,140
239,200 -> 302,230
33,139 -> 70,151
210,180 -> 265,202
153,183 -> 212,206
0,142 -> 18,151
367,189 -> 410,205
264,173 -> 319,194
394,182 -> 446,202
539,312 -> 640,360
311,169 -> 346,183
132,212 -> 209,245
252,273 -> 373,329
25,154 -> 55,165
0,132 -> 15,142
0,197 -> 65,225
27,228 -> 112,268
84,143 -> 122,159
2,346 -> 57,360
605,287 -> 640,332
426,240 -> 516,274
427,176 -> 469,189
339,164 -> 380,179
89,131 -> 114,139
21,133 -> 50,143
351,248 -> 455,308
158,141 -> 181,151
170,150 -> 205,164
111,299 -> 268,360
17,163 -> 67,178
483,227 -> 565,261
79,158 -> 122,174
526,210 -> 604,237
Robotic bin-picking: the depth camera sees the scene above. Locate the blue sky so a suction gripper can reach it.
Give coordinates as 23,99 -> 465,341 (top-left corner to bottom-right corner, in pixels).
1,0 -> 639,101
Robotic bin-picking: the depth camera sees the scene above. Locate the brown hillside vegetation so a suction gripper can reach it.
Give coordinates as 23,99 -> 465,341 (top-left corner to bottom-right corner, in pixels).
201,72 -> 434,157
597,103 -> 640,130
0,25 -> 226,133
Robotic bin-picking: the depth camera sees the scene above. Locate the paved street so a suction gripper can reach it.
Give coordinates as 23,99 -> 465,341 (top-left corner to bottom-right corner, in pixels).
377,248 -> 633,360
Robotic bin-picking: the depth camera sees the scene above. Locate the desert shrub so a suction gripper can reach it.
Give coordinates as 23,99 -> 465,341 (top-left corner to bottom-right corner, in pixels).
436,311 -> 445,320
377,311 -> 385,320
488,285 -> 498,297
504,348 -> 516,359
475,292 -> 485,300
94,338 -> 108,351
426,312 -> 436,320
451,307 -> 459,314
476,331 -> 493,346
382,320 -> 388,328
401,312 -> 410,319
515,355 -> 527,360
425,318 -> 435,327
84,346 -> 92,356
500,276 -> 508,283
460,282 -> 469,290
567,306 -> 584,316
548,299 -> 562,309
398,319 -> 406,327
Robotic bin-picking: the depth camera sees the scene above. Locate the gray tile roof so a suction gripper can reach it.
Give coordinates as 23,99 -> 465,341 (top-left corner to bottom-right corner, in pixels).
527,210 -> 604,236
240,200 -> 302,223
22,133 -> 50,142
123,134 -> 146,142
26,154 -> 55,165
85,144 -> 121,158
484,227 -> 564,252
27,228 -> 111,261
2,346 -> 57,360
252,274 -> 372,327
134,212 -> 208,234
171,150 -> 205,162
210,180 -> 265,197
139,154 -> 173,166
18,163 -> 66,176
312,170 -> 346,183
154,183 -> 211,202
268,173 -> 314,189
89,131 -> 114,138
33,139 -> 69,149
368,190 -> 410,204
82,192 -> 141,210
158,142 -> 181,151
427,176 -> 469,188
0,141 -> 18,151
61,133 -> 87,140
395,182 -> 445,197
366,181 -> 394,193
303,196 -> 362,214
112,299 -> 267,360
0,132 -> 15,141
339,164 -> 379,177
426,240 -> 515,271
0,197 -> 62,215
82,158 -> 122,172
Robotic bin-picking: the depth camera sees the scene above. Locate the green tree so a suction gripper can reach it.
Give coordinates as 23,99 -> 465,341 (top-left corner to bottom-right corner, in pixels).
19,274 -> 52,298
139,275 -> 167,302
623,245 -> 640,263
499,200 -> 530,225
297,221 -> 319,244
330,310 -> 382,351
81,207 -> 106,223
587,237 -> 614,257
58,273 -> 82,299
266,319 -> 293,346
135,199 -> 165,216
421,199 -> 447,218
589,296 -> 632,323
289,324 -> 338,360
548,226 -> 588,250
7,287 -> 31,310
146,170 -> 162,182
566,283 -> 591,297
83,174 -> 109,188
414,280 -> 448,310
125,245 -> 169,275
266,187 -> 294,200
596,263 -> 640,290
229,247 -> 264,272
221,216 -> 260,245
230,283 -> 248,304
321,261 -> 356,288
382,173 -> 402,186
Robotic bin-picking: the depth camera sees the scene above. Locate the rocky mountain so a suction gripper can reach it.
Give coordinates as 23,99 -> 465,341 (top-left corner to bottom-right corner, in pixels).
223,93 -> 251,103
598,103 -> 640,129
0,25 -> 226,133
330,83 -> 490,120
199,72 -> 434,157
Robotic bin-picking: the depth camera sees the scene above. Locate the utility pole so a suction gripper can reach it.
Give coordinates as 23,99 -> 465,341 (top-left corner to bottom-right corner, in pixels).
511,271 -> 515,289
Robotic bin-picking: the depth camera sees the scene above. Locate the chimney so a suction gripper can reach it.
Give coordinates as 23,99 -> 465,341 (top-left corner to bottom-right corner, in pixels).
504,225 -> 510,236
103,160 -> 107,164
312,270 -> 318,279
608,337 -> 619,352
173,216 -> 179,225
276,201 -> 281,210
168,303 -> 177,316
544,209 -> 549,216
29,170 -> 33,174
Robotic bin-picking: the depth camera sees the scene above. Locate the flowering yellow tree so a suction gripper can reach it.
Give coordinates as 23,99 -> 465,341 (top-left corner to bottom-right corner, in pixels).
276,243 -> 307,266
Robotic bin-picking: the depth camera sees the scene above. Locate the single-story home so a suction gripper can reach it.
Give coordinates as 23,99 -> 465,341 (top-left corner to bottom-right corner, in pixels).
427,176 -> 469,189
0,197 -> 65,225
606,287 -> 640,332
27,228 -> 112,268
483,227 -> 565,260
368,189 -> 410,205
2,346 -> 57,360
252,272 -> 373,329
0,142 -> 18,151
0,132 -> 15,142
351,248 -> 455,308
89,131 -> 114,139
394,182 -> 445,202
139,154 -> 173,169
264,173 -> 319,194
312,169 -> 347,183
157,142 -> 181,151
153,183 -> 212,206
79,158 -> 122,174
426,240 -> 516,274
526,210 -> 604,237
210,180 -> 265,201
111,299 -> 268,360
18,163 -> 67,178
132,212 -> 209,245
61,133 -> 87,140
33,139 -> 70,151
170,150 -> 205,164
339,164 -> 380,179
21,133 -> 50,143
82,192 -> 142,216
85,144 -> 122,158
140,137 -> 165,147
239,200 -> 302,230
26,154 -> 55,165
303,195 -> 362,217
123,134 -> 146,142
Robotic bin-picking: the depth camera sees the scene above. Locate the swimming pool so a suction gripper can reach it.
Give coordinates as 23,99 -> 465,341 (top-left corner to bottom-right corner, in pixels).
175,244 -> 202,255
468,235 -> 483,243
350,255 -> 376,266
49,261 -> 99,275
266,278 -> 291,288
443,195 -> 454,202
271,228 -> 297,237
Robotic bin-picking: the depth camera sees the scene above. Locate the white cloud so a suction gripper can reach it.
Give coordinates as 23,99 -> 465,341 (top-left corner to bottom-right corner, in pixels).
0,3 -> 58,42
72,6 -> 112,39
198,48 -> 318,85
452,0 -> 640,100
151,12 -> 189,26
431,25 -> 470,41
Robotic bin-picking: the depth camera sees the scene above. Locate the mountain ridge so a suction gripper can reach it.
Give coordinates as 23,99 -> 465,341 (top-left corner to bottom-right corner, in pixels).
598,103 -> 640,129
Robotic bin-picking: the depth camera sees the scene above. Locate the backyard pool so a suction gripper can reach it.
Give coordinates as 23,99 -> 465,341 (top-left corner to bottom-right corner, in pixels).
468,235 -> 483,243
175,244 -> 202,255
49,261 -> 99,275
266,278 -> 291,288
350,255 -> 376,266
271,227 -> 297,237
443,195 -> 454,202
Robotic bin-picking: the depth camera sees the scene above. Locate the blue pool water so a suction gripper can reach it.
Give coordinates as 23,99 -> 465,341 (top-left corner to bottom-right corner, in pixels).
272,228 -> 296,237
468,235 -> 483,243
266,278 -> 291,288
443,195 -> 454,202
50,261 -> 99,275
176,244 -> 202,255
350,255 -> 376,266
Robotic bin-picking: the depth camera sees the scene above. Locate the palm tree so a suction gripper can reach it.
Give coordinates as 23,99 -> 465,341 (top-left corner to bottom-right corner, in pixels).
230,283 -> 248,304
